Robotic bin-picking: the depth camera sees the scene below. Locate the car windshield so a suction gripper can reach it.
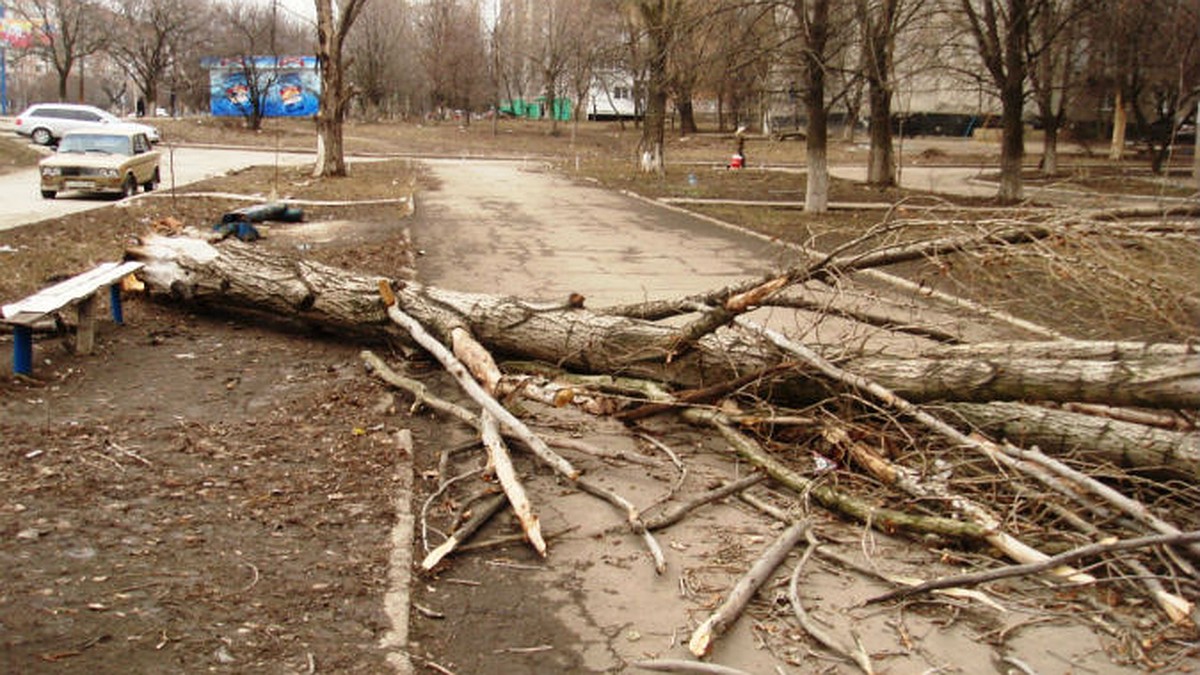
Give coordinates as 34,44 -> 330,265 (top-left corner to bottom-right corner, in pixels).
58,134 -> 133,155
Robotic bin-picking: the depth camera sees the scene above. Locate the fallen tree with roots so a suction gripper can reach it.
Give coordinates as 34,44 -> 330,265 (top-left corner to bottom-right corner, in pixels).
127,215 -> 1199,670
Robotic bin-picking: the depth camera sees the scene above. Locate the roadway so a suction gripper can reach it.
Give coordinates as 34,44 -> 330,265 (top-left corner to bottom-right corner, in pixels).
0,142 -> 315,232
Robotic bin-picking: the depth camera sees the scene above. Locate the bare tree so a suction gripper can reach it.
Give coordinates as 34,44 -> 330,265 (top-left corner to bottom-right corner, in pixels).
709,5 -> 774,132
10,0 -> 108,102
492,0 -> 537,114
628,0 -> 681,173
110,0 -> 205,116
419,0 -> 488,121
956,0 -> 1033,203
313,0 -> 369,177
1092,0 -> 1200,174
213,1 -> 283,131
537,0 -> 573,135
789,0 -> 833,212
856,0 -> 903,186
665,2 -> 721,135
565,1 -> 619,142
347,0 -> 415,119
1027,0 -> 1092,176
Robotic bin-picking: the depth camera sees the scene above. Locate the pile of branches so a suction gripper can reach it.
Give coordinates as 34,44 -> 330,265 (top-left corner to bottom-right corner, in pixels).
126,218 -> 1199,671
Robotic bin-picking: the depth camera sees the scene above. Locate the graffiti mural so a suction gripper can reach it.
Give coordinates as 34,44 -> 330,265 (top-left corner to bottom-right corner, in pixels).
201,56 -> 320,118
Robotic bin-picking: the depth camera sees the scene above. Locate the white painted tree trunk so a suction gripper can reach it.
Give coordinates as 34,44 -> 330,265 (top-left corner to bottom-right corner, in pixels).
1110,90 -> 1127,161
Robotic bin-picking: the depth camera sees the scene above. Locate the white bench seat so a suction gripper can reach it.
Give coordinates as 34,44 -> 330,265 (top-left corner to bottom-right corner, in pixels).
3,261 -> 143,375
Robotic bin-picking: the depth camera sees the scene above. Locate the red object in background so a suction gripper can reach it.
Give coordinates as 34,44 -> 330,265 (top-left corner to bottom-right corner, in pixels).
730,154 -> 744,169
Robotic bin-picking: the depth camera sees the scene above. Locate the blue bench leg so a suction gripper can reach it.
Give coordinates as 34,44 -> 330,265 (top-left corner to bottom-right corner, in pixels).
13,325 -> 33,375
109,284 -> 125,325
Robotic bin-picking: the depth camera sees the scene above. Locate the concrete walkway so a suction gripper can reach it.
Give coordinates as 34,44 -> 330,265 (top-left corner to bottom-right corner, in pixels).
396,158 -> 1133,674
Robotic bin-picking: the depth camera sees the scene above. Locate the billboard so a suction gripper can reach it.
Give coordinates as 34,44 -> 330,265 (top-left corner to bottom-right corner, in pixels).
1,15 -> 50,48
201,56 -> 320,118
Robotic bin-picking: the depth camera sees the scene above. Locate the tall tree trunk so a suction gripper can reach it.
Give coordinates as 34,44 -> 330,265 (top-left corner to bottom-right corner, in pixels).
1110,89 -> 1127,161
860,0 -> 897,187
313,0 -> 363,178
1041,120 -> 1058,175
641,87 -> 667,173
547,78 -> 560,136
997,0 -> 1028,203
867,81 -> 894,186
677,95 -> 697,135
802,0 -> 830,212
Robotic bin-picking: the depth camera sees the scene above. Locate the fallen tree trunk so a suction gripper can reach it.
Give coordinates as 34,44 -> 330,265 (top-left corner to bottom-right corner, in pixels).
943,401 -> 1200,481
126,235 -> 1200,410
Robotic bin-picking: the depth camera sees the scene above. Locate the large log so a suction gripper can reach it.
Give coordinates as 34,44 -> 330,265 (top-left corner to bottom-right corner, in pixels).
942,401 -> 1200,480
125,235 -> 1200,410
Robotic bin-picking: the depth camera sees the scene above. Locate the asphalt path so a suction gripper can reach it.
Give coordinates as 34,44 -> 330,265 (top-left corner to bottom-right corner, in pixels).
0,145 -> 315,232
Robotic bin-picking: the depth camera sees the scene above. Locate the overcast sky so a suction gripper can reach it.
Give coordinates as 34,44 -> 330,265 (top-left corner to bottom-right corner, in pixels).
251,0 -> 317,25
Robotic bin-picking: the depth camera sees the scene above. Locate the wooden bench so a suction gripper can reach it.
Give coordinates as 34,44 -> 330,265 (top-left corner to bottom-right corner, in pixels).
2,261 -> 144,375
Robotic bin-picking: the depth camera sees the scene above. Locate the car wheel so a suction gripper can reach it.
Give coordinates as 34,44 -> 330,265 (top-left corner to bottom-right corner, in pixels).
31,128 -> 54,145
143,168 -> 160,192
41,189 -> 56,199
122,174 -> 138,199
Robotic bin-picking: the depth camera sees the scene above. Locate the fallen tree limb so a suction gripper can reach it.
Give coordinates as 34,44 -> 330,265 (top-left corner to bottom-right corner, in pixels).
686,408 -> 988,540
480,412 -> 546,558
421,493 -> 508,571
378,284 -> 580,482
601,222 -> 1060,322
689,520 -> 811,657
544,436 -> 664,467
925,340 -> 1196,361
616,364 -> 795,422
456,525 -> 578,554
866,531 -> 1200,611
1061,403 -> 1194,432
996,441 -> 1200,570
816,422 -> 1094,585
943,401 -> 1200,481
789,528 -> 874,674
737,317 -> 1171,587
644,473 -> 766,531
361,350 -> 478,427
574,476 -> 667,574
767,290 -> 965,344
633,659 -> 755,675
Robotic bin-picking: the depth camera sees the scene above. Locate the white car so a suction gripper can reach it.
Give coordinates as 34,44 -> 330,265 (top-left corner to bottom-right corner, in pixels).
14,102 -> 161,146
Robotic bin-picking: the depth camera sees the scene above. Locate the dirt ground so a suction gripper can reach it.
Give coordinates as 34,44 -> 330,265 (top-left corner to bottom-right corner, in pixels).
1,121 -> 1198,674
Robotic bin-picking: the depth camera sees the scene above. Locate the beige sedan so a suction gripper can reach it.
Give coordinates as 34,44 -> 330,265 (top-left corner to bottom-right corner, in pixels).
39,126 -> 161,199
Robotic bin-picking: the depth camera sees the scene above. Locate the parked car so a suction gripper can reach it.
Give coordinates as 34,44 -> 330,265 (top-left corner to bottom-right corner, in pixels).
14,102 -> 161,146
39,127 -> 161,200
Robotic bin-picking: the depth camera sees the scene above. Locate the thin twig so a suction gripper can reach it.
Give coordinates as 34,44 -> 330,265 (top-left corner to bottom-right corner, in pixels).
645,473 -> 766,531
867,531 -> 1200,606
788,528 -> 875,674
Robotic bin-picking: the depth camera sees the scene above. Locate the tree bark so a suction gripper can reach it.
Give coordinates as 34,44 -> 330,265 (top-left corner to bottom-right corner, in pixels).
1110,89 -> 1127,161
313,0 -> 366,178
800,0 -> 830,213
942,401 -> 1200,480
636,0 -> 672,174
860,0 -> 897,187
126,235 -> 1200,412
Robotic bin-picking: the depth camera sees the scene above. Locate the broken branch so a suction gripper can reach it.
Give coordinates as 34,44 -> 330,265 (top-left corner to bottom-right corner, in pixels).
689,519 -> 811,657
